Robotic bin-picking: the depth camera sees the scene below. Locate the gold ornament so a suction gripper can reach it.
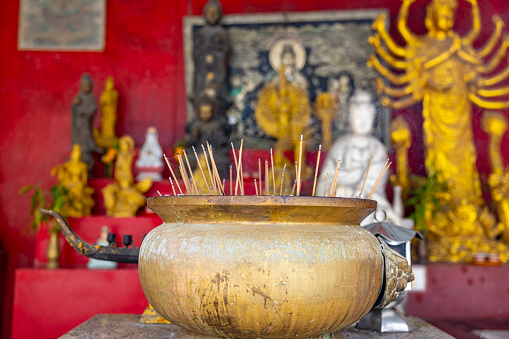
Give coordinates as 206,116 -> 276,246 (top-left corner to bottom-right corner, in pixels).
369,0 -> 509,262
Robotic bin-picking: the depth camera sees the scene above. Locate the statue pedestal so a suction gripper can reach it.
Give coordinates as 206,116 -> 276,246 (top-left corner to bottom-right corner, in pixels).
60,314 -> 454,339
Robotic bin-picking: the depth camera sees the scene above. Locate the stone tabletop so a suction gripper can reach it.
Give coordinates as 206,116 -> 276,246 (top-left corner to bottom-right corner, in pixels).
60,314 -> 455,339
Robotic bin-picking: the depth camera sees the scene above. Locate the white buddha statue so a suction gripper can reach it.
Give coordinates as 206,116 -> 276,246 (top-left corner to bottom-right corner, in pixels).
135,127 -> 164,181
316,90 -> 401,225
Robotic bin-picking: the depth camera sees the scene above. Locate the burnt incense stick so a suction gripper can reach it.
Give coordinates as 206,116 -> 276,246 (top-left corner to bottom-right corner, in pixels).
359,156 -> 373,198
329,159 -> 341,197
230,165 -> 233,196
291,180 -> 296,196
157,190 -> 162,196
254,179 -> 259,195
192,146 -> 211,195
201,144 -> 217,195
297,135 -> 303,196
265,160 -> 269,195
169,177 -> 177,196
163,154 -> 183,194
258,158 -> 262,195
312,145 -> 322,197
270,148 -> 276,195
280,164 -> 286,195
183,150 -> 199,195
323,173 -> 329,197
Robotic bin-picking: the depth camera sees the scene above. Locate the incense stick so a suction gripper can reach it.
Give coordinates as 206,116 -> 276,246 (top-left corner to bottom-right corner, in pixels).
201,144 -> 217,195
235,139 -> 244,196
254,179 -> 259,195
207,142 -> 224,195
296,135 -> 303,196
367,160 -> 391,199
157,190 -> 162,197
291,180 -> 296,196
163,154 -> 183,194
270,148 -> 276,196
329,159 -> 341,197
230,165 -> 233,196
279,164 -> 286,195
184,150 -> 199,195
312,145 -> 322,197
176,155 -> 189,193
323,173 -> 329,197
265,160 -> 269,195
258,158 -> 262,195
169,177 -> 177,195
192,146 -> 211,194
359,156 -> 373,198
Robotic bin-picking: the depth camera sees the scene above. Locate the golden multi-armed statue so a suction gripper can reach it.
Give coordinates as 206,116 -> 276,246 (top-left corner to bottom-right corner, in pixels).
369,0 -> 509,263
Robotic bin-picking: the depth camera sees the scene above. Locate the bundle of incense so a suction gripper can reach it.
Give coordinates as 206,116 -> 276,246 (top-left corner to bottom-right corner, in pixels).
329,158 -> 341,197
234,139 -> 244,195
207,142 -> 224,195
201,145 -> 217,195
367,160 -> 391,199
359,156 -> 373,198
158,141 -> 390,199
192,146 -> 211,194
183,150 -> 199,194
163,154 -> 183,194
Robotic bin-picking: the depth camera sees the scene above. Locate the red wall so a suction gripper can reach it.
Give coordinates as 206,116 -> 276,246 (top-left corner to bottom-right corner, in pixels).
1,0 -> 509,338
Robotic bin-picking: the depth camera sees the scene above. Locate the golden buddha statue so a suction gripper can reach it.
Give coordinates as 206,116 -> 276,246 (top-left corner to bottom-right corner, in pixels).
369,0 -> 509,263
102,135 -> 152,217
255,63 -> 311,174
94,76 -> 119,148
51,144 -> 94,217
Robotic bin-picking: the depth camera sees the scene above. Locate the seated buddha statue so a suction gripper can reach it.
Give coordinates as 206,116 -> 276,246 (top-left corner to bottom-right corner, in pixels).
316,90 -> 401,225
102,135 -> 152,217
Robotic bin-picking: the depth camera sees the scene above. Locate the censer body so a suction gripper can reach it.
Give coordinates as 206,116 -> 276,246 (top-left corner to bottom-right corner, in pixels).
139,196 -> 391,338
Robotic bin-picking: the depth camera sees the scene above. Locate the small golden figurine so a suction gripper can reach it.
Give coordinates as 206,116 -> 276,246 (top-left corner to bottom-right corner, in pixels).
102,135 -> 152,217
390,116 -> 411,196
94,76 -> 119,148
314,92 -> 337,150
483,112 -> 509,244
369,0 -> 509,263
51,144 -> 95,218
